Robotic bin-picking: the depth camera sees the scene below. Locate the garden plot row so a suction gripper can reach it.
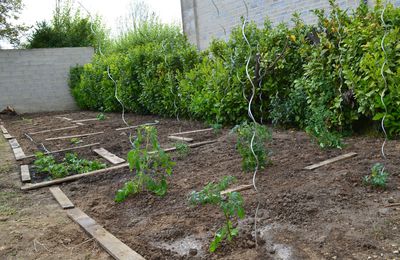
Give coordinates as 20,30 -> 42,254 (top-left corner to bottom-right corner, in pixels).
1,113 -> 219,190
1,112 -> 399,259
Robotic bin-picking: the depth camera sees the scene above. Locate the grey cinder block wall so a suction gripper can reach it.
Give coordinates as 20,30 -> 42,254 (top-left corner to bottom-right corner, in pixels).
0,47 -> 94,113
181,0 -> 400,50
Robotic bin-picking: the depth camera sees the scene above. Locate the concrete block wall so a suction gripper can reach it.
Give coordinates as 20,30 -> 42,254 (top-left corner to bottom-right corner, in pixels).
182,0 -> 400,50
0,47 -> 94,113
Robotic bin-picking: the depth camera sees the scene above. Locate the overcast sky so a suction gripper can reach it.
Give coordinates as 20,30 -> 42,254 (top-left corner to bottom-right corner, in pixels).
1,0 -> 182,48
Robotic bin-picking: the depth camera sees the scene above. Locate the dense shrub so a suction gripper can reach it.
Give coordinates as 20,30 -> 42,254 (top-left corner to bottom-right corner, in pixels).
70,1 -> 400,147
70,23 -> 199,116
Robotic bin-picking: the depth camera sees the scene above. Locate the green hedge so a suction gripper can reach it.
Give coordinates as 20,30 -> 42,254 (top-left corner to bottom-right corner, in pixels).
70,1 -> 400,147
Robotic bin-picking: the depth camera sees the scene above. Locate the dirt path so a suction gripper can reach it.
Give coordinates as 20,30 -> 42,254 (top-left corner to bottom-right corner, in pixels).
0,135 -> 110,260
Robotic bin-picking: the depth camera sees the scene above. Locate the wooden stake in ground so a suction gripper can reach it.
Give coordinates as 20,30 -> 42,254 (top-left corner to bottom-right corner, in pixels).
45,131 -> 104,141
49,187 -> 75,209
94,148 -> 125,165
67,207 -> 145,260
304,152 -> 358,170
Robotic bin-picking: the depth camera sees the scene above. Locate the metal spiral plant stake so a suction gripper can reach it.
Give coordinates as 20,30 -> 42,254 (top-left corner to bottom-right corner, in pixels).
78,1 -> 134,147
335,10 -> 344,125
240,0 -> 262,247
162,42 -> 180,121
379,3 -> 389,162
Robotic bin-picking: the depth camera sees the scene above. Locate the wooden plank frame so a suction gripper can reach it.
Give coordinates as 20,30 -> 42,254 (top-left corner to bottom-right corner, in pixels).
49,187 -> 75,209
45,131 -> 104,141
94,148 -> 125,165
168,136 -> 194,142
19,142 -> 101,160
67,208 -> 145,260
169,128 -> 213,136
304,152 -> 358,170
21,139 -> 218,190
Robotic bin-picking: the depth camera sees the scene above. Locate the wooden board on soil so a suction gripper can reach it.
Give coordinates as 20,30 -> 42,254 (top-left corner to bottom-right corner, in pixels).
0,125 -> 8,134
9,138 -> 26,160
20,165 -> 31,182
304,152 -> 358,170
168,136 -> 194,142
94,148 -> 125,165
67,207 -> 145,260
45,131 -> 104,141
28,125 -> 79,135
49,187 -> 75,209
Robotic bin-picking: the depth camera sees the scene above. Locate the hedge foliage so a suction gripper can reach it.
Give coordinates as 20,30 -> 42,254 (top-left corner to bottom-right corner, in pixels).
70,1 -> 400,147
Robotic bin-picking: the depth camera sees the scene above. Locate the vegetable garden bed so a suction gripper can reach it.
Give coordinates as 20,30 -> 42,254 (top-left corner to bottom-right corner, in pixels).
2,111 -> 400,259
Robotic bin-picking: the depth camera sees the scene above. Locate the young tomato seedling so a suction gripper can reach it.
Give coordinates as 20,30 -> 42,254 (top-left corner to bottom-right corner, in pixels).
231,121 -> 271,172
115,126 -> 175,202
189,176 -> 245,252
363,163 -> 389,189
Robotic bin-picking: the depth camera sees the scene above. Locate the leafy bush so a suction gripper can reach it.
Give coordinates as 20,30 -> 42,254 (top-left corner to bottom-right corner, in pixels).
190,176 -> 245,252
34,152 -> 106,179
70,22 -> 199,117
363,163 -> 389,188
232,122 -> 271,171
70,1 -> 400,146
115,126 -> 175,202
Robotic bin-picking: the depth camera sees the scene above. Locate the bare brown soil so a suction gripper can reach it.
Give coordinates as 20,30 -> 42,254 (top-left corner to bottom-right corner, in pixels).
1,111 -> 400,259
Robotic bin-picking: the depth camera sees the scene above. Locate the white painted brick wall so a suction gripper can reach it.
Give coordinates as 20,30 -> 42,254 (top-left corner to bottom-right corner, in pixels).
181,0 -> 400,49
0,47 -> 94,113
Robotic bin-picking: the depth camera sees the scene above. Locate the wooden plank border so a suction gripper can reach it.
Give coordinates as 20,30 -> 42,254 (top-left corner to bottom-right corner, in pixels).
20,165 -> 31,183
168,136 -> 194,142
0,125 -> 8,134
115,121 -> 159,131
19,142 -> 101,160
28,125 -> 79,135
49,187 -> 75,209
93,148 -> 125,165
45,131 -> 104,141
221,184 -> 253,195
169,128 -> 213,136
67,207 -> 145,260
8,138 -> 26,160
21,139 -> 218,190
72,118 -> 98,123
304,152 -> 358,170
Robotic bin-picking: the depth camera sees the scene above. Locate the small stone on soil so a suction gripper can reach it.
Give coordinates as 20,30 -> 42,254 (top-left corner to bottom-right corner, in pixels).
189,248 -> 197,256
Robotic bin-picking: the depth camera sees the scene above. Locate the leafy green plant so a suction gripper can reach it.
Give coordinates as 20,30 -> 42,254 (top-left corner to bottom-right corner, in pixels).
70,137 -> 82,144
115,126 -> 175,202
34,152 -> 106,179
175,141 -> 190,157
363,163 -> 389,188
210,123 -> 222,134
189,176 -> 245,252
231,122 -> 271,171
96,112 -> 106,121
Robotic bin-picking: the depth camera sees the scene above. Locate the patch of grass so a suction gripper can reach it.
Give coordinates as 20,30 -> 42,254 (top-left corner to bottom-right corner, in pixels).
175,141 -> 190,157
0,191 -> 19,216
